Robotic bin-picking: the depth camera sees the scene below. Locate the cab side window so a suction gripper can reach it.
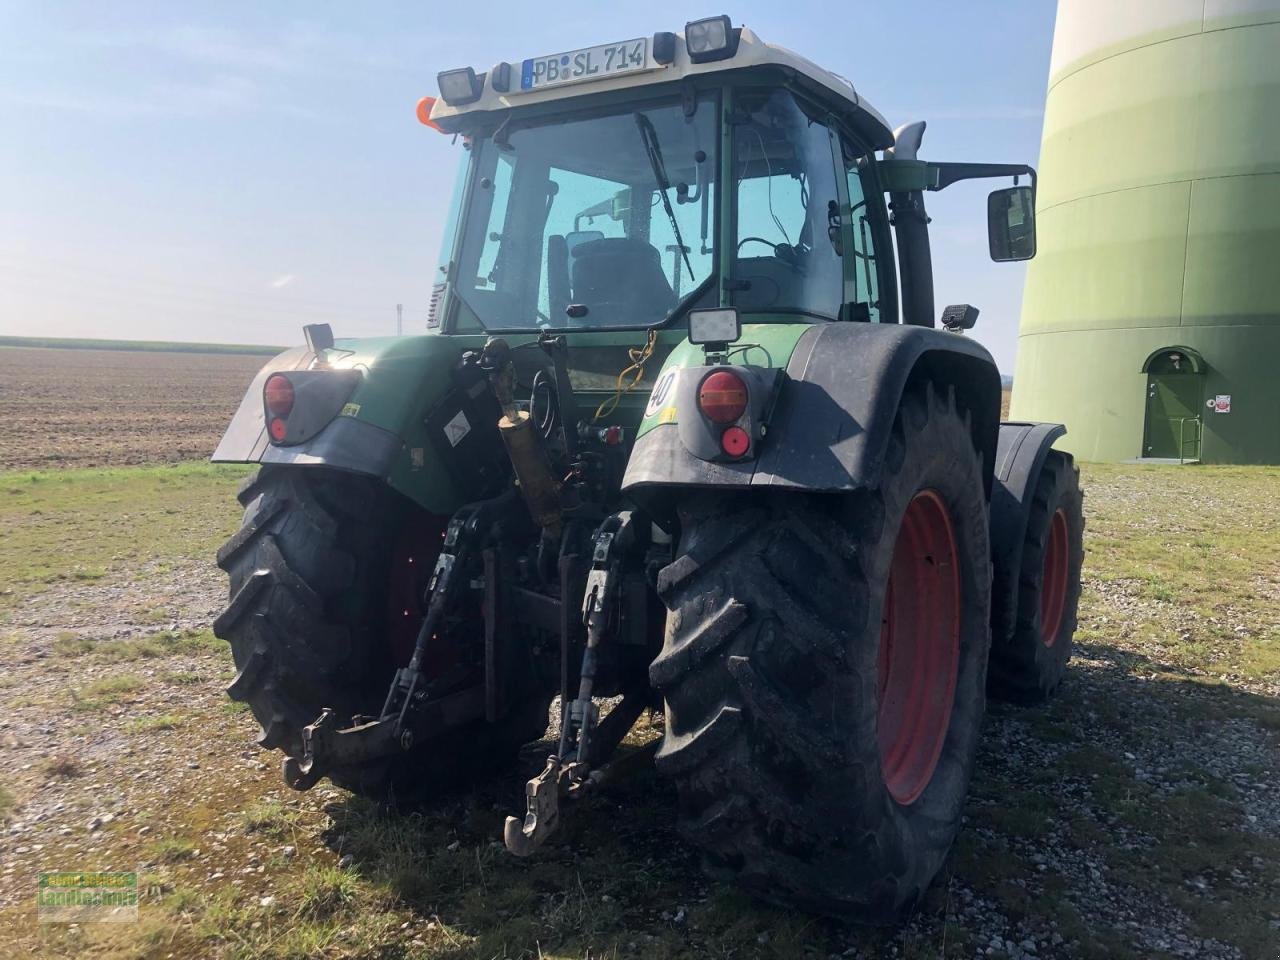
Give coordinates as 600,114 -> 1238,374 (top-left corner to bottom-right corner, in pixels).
733,89 -> 844,320
842,138 -> 884,322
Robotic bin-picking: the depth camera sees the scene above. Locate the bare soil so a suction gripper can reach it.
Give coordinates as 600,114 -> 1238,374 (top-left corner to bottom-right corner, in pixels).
0,347 -> 266,470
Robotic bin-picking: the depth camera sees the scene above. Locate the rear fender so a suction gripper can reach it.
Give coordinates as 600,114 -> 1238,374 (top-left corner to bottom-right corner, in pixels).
989,421 -> 1068,645
623,323 -> 1002,514
212,334 -> 495,514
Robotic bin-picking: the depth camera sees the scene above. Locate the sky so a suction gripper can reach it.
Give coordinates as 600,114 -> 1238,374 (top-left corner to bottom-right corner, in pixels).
1,1 -> 1057,372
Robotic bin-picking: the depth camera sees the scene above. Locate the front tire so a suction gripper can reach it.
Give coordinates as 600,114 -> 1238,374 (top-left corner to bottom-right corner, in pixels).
651,384 -> 991,921
987,451 -> 1083,703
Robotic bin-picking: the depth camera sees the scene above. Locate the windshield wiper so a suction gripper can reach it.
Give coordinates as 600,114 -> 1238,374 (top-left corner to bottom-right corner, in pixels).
634,112 -> 694,281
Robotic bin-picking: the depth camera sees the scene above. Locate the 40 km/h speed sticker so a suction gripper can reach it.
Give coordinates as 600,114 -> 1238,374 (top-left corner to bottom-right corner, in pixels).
645,369 -> 677,418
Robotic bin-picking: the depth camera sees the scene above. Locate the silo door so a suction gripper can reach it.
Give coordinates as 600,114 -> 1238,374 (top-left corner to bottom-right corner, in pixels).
1143,374 -> 1203,459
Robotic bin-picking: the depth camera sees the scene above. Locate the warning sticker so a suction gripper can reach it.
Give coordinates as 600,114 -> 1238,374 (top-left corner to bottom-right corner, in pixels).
443,409 -> 471,446
340,402 -> 361,417
645,369 -> 678,418
1213,394 -> 1232,414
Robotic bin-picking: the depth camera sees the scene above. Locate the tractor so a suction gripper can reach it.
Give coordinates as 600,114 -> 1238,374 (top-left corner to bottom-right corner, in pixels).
212,17 -> 1083,922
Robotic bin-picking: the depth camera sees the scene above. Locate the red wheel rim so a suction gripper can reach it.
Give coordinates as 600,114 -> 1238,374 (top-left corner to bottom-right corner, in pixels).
1040,508 -> 1069,647
877,490 -> 961,806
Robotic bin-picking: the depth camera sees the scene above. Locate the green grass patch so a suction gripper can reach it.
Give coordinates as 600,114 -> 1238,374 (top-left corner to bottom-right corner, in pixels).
295,864 -> 362,920
125,714 -> 185,734
69,674 -> 144,712
53,628 -> 222,663
148,837 -> 198,863
0,785 -> 13,820
0,463 -> 249,609
241,800 -> 301,840
1079,464 -> 1280,682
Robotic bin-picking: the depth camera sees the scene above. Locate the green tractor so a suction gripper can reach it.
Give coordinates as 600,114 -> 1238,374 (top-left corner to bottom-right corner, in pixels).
212,18 -> 1083,921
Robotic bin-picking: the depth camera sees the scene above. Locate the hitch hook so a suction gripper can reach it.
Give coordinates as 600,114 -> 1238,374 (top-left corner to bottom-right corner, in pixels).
503,755 -> 569,856
283,707 -> 337,791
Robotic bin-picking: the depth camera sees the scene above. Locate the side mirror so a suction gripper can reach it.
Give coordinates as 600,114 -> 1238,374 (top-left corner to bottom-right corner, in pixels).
988,185 -> 1036,262
565,230 -> 605,255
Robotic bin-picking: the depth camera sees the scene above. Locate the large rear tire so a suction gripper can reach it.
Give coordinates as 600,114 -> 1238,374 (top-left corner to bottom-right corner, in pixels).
987,451 -> 1083,703
651,384 -> 991,921
213,466 -> 549,798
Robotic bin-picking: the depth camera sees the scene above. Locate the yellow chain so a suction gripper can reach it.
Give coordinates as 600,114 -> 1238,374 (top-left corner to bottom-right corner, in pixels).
593,329 -> 658,422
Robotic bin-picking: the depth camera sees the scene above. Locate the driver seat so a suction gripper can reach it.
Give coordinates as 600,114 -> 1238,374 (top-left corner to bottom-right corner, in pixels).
570,237 -> 677,324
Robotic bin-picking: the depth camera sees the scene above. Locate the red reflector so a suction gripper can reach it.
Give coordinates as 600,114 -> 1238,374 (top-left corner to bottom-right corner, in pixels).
264,374 -> 295,417
698,370 -> 748,424
268,417 -> 288,442
721,425 -> 750,457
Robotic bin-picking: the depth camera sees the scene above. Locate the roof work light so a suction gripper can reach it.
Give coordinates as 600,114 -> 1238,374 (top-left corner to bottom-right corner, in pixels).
437,67 -> 483,105
684,15 -> 739,63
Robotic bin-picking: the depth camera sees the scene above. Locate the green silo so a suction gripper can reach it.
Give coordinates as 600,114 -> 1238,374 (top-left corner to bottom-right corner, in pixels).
1012,0 -> 1280,464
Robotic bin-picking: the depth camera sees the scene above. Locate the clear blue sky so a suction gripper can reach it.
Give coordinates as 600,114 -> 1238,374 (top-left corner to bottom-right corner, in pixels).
1,1 -> 1056,372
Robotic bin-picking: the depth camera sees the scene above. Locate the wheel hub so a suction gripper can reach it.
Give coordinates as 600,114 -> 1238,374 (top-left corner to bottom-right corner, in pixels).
876,489 -> 961,806
1040,507 -> 1070,647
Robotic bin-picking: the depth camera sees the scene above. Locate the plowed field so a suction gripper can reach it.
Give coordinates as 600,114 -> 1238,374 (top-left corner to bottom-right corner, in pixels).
0,346 -> 267,470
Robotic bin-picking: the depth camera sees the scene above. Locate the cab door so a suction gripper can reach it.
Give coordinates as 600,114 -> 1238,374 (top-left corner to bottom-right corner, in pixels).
838,134 -> 896,322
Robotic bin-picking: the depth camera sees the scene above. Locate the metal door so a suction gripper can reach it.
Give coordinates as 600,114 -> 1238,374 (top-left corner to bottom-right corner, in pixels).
1143,373 -> 1202,459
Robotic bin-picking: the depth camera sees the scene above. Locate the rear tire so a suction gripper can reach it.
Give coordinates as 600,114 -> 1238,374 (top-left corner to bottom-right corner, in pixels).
651,384 -> 991,921
987,452 -> 1083,703
213,466 -> 549,798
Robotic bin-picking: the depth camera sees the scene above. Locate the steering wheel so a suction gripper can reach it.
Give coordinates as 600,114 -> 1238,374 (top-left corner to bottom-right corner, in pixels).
737,236 -> 779,253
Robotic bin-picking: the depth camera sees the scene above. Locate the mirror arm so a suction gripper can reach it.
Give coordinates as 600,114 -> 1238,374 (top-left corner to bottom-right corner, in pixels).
929,163 -> 1037,199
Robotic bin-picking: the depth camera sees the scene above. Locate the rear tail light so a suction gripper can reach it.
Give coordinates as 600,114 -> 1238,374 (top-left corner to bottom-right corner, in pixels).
264,374 -> 295,417
720,425 -> 750,457
268,417 -> 288,442
697,370 -> 747,424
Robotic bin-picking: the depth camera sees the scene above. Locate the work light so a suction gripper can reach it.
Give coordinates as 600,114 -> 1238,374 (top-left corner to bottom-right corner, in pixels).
437,67 -> 483,105
688,307 -> 741,346
684,15 -> 738,63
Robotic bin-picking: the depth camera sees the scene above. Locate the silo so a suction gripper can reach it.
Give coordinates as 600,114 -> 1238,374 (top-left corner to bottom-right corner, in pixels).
1011,0 -> 1280,464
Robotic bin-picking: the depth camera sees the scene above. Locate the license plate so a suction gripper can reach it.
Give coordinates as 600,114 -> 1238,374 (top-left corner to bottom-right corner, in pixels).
520,38 -> 650,92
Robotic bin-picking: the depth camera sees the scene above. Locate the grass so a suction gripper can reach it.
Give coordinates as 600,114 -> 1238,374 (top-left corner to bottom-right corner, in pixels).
0,785 -> 13,820
125,713 -> 185,734
0,462 -> 249,610
148,838 -> 199,864
1077,463 -> 1280,682
0,335 -> 282,355
69,674 -> 145,712
53,628 -> 222,662
3,461 -> 1278,960
241,800 -> 301,840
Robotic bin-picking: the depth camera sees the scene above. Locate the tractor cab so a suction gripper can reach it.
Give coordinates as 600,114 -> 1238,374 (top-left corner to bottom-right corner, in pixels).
421,20 -> 899,346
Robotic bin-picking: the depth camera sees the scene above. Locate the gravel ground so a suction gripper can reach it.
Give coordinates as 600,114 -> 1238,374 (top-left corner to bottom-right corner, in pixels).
0,463 -> 1276,959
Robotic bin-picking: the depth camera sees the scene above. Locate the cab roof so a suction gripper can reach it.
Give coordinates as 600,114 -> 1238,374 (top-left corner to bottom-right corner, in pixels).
428,25 -> 894,150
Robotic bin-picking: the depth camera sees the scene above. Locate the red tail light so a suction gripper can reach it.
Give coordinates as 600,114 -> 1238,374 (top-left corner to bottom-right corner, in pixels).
697,370 -> 748,424
720,425 -> 750,457
264,374 -> 295,417
268,417 -> 288,442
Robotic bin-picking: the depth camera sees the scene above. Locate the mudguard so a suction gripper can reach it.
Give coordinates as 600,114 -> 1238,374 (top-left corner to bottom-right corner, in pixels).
211,346 -> 402,478
622,323 -> 1002,509
210,334 -> 495,514
988,421 -> 1068,646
